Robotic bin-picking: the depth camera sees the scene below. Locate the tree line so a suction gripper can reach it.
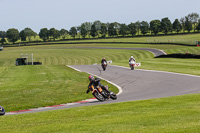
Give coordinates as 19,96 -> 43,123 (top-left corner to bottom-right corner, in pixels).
1,12 -> 200,45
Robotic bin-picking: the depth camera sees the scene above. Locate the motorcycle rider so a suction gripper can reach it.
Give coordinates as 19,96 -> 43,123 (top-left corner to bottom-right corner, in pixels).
0,105 -> 5,116
129,56 -> 136,62
101,57 -> 107,65
129,56 -> 136,68
86,75 -> 111,94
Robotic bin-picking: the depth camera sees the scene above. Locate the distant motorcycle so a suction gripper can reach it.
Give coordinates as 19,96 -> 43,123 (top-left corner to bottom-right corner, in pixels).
88,85 -> 117,101
101,61 -> 107,71
129,60 -> 136,70
0,105 -> 5,116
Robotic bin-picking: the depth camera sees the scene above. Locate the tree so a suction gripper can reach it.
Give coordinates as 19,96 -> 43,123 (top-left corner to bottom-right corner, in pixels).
25,28 -> 37,41
185,17 -> 193,33
135,21 -> 140,35
39,28 -> 49,41
76,26 -> 81,39
80,24 -> 87,38
128,23 -> 136,36
0,31 -> 7,45
108,23 -> 117,37
69,27 -> 77,39
150,20 -> 161,35
20,28 -> 37,42
82,22 -> 92,38
160,17 -> 172,34
180,17 -> 186,33
140,21 -> 149,35
19,30 -> 26,41
49,28 -> 60,41
187,12 -> 200,32
59,29 -> 68,39
173,19 -> 182,33
119,24 -> 128,36
93,20 -> 101,37
113,22 -> 120,36
100,23 -> 107,38
196,19 -> 200,32
6,28 -> 19,44
90,24 -> 97,38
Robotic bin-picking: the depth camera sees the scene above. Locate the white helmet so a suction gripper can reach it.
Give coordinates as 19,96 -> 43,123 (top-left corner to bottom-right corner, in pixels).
131,56 -> 133,58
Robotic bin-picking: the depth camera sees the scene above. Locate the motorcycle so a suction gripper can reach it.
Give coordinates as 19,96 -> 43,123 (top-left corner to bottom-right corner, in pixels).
129,60 -> 135,70
101,61 -> 107,71
0,105 -> 5,116
88,85 -> 117,101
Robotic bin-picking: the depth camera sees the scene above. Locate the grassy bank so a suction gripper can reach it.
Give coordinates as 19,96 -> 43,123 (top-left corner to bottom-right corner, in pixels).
1,93 -> 200,133
1,44 -> 200,112
1,38 -> 200,132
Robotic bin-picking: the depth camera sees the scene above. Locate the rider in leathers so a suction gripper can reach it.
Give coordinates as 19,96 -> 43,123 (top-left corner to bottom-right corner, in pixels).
86,75 -> 111,94
129,56 -> 136,67
101,57 -> 107,65
129,56 -> 136,62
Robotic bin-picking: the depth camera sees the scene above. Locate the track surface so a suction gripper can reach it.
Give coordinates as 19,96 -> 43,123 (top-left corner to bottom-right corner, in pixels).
71,65 -> 200,101
5,48 -> 200,115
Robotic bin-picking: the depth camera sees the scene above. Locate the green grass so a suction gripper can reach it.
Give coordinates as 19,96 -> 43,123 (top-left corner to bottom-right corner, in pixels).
1,94 -> 200,133
0,65 -> 91,111
1,36 -> 200,132
35,33 -> 200,45
1,44 -> 200,112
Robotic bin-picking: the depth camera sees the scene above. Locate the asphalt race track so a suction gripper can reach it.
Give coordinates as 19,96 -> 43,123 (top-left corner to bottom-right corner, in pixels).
5,48 -> 200,115
70,65 -> 200,102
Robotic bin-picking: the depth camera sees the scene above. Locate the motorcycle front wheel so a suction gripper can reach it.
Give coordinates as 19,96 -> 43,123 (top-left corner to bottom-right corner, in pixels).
93,91 -> 105,101
102,65 -> 106,71
110,92 -> 117,100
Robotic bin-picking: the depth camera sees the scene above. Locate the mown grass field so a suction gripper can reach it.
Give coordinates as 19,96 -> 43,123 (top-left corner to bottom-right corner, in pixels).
62,33 -> 200,45
1,36 -> 200,132
1,94 -> 200,133
42,33 -> 200,45
1,45 -> 157,112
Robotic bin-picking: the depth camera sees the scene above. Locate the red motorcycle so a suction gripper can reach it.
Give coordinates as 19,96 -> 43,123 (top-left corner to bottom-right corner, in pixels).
129,60 -> 135,70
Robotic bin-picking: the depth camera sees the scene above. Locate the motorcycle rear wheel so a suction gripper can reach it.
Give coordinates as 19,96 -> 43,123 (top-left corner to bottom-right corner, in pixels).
102,66 -> 106,71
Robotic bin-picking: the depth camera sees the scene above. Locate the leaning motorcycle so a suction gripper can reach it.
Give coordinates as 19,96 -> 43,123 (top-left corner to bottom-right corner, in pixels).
129,60 -> 135,70
101,61 -> 107,71
88,85 -> 117,101
0,105 -> 5,116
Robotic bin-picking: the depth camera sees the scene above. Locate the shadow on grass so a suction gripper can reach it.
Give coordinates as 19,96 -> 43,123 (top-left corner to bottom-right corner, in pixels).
155,53 -> 200,59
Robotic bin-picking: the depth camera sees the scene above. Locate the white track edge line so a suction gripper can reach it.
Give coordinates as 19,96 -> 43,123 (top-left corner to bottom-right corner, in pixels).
110,65 -> 200,78
66,65 -> 123,95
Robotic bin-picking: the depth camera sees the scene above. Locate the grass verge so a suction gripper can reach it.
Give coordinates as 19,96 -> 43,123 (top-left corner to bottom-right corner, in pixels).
1,41 -> 200,132
1,94 -> 200,133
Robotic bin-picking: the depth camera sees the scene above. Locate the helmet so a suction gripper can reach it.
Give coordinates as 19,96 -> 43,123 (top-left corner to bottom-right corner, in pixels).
88,75 -> 94,81
131,56 -> 133,58
0,105 -> 5,116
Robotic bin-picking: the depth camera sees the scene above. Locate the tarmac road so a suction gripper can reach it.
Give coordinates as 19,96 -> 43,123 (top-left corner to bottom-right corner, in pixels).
71,65 -> 200,102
